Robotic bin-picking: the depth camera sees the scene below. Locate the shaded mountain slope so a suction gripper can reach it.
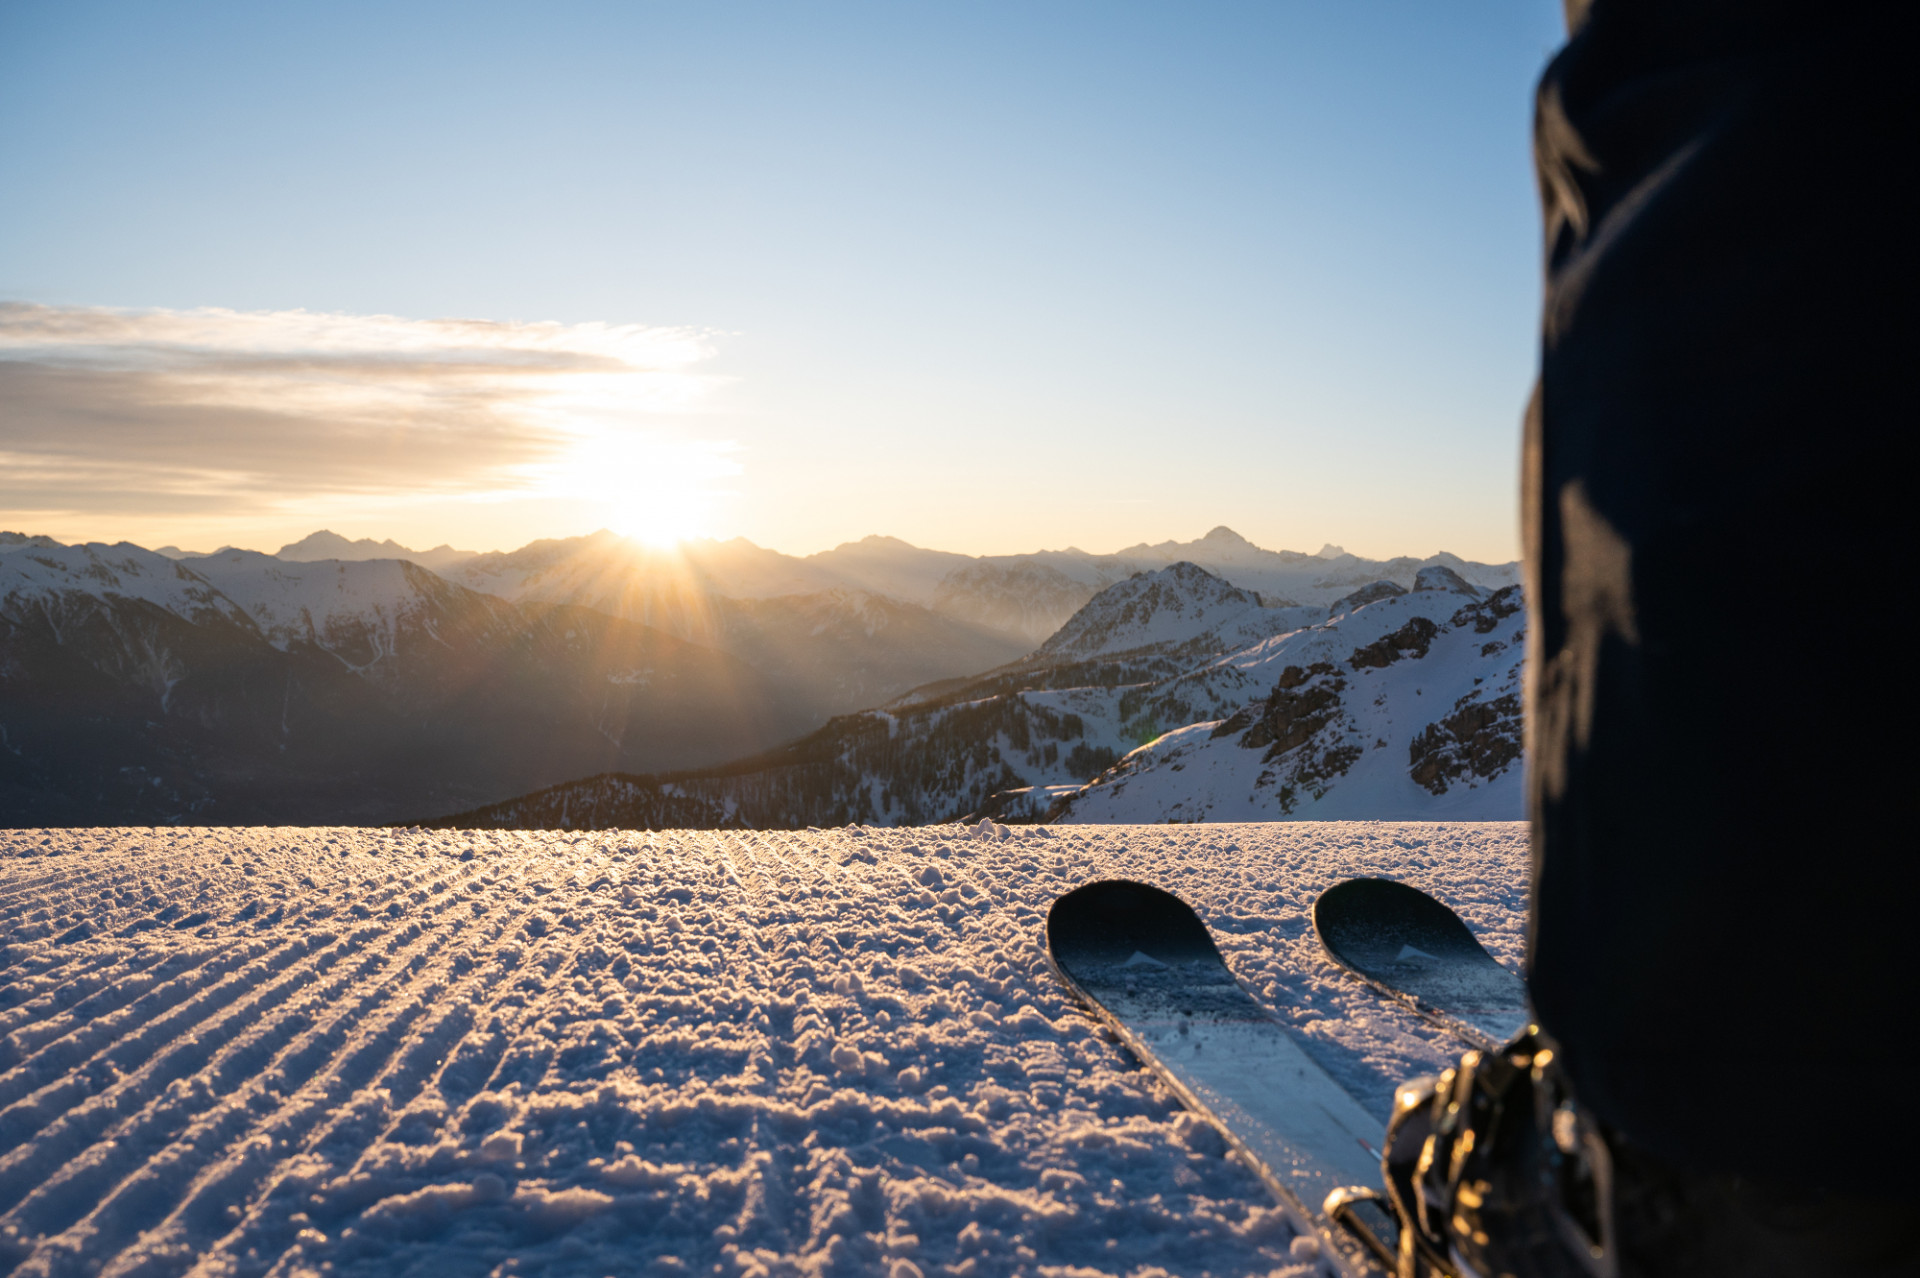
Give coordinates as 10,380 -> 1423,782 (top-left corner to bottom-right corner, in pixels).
440,532 -> 1028,719
713,590 -> 1029,720
1,542 -> 805,823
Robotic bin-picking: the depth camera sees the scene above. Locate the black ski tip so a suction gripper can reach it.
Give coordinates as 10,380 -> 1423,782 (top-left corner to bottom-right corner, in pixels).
1047,879 -> 1222,977
1313,877 -> 1502,974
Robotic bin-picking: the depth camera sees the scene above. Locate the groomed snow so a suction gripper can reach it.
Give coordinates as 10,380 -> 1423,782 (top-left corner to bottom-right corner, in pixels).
1,823 -> 1527,1278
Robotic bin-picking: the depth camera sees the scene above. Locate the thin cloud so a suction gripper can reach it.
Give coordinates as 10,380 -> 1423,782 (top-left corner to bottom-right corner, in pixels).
0,301 -> 731,523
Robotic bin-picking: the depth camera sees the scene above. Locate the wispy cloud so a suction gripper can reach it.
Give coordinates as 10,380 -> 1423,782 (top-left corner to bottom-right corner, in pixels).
0,302 -> 732,526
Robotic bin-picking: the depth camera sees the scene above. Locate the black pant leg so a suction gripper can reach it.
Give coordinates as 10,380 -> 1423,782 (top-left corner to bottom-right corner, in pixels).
1524,0 -> 1912,1189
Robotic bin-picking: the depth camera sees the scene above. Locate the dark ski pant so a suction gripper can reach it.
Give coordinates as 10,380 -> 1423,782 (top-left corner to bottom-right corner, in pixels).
1523,0 -> 1911,1191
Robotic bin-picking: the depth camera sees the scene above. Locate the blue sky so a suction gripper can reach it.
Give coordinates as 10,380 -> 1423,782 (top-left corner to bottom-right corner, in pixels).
0,1 -> 1565,560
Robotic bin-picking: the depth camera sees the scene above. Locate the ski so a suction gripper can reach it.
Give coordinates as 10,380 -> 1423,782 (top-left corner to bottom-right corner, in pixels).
1312,877 -> 1529,1051
1047,879 -> 1399,1276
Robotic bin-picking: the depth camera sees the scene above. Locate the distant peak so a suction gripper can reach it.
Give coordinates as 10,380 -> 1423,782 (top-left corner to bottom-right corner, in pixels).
1329,579 -> 1407,614
1413,564 -> 1481,597
275,529 -> 345,550
275,528 -> 417,561
1200,525 -> 1250,545
1315,543 -> 1348,559
2,531 -> 65,552
275,530 -> 350,557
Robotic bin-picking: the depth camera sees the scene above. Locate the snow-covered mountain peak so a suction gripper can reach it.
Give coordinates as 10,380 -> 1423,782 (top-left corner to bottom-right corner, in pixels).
1038,562 -> 1269,660
1413,564 -> 1481,596
187,552 -> 474,654
0,540 -> 253,629
1,531 -> 68,557
1117,527 -> 1285,564
1179,526 -> 1288,566
1048,582 -> 1529,824
276,529 -> 408,561
1328,580 -> 1407,618
1315,543 -> 1348,559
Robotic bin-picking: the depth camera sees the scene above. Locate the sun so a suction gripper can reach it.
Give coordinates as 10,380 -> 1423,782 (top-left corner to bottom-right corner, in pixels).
543,431 -> 734,549
607,488 -> 709,549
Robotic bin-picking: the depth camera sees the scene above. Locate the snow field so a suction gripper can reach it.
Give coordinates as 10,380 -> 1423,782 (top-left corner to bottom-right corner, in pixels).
0,823 -> 1528,1278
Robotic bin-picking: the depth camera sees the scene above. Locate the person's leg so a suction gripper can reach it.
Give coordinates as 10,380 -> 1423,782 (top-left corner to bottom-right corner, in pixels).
1376,4 -> 1912,1269
1525,0 -> 1909,1196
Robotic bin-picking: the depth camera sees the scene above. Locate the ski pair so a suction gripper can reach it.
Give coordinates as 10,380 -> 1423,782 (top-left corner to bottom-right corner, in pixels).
1044,877 -> 1527,1277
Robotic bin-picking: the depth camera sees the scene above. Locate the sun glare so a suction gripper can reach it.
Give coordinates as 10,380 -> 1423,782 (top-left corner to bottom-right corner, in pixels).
541,431 -> 735,549
608,488 -> 709,549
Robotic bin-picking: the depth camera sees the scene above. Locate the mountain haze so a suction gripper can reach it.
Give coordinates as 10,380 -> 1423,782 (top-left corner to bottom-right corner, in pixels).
0,541 -> 803,823
439,532 -> 1028,720
272,529 -> 478,571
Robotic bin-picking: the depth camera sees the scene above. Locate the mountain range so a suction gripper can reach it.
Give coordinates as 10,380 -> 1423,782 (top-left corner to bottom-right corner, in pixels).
204,524 -> 1518,644
424,562 -> 1526,830
2,526 -> 1521,824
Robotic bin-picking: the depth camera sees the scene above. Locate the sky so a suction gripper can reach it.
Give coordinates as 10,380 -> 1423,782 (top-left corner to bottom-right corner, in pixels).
0,1 -> 1566,563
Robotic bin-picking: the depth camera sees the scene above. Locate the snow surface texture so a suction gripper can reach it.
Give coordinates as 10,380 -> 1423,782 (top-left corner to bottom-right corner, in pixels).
0,823 -> 1526,1278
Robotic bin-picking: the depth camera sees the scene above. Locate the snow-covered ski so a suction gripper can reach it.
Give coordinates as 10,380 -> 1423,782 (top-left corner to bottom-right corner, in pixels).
1046,879 -> 1397,1276
1313,877 -> 1529,1051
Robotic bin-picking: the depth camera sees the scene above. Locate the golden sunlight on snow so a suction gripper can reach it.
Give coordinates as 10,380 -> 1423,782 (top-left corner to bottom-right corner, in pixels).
0,821 -> 1529,1278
